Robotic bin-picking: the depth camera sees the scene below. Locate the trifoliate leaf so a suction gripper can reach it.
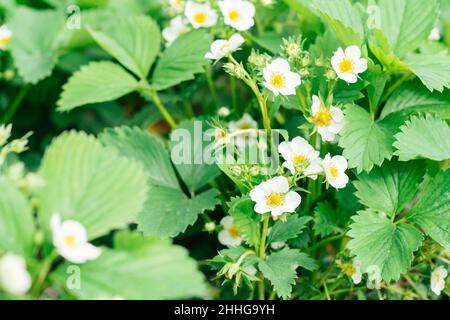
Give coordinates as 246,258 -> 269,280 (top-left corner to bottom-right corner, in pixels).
405,53 -> 450,92
152,30 -> 212,91
313,202 -> 343,237
228,196 -> 260,247
381,80 -> 450,120
169,118 -> 220,193
52,233 -> 206,299
9,7 -> 65,83
268,215 -> 311,245
58,62 -> 140,111
100,127 -> 219,238
88,15 -> 160,79
312,0 -> 364,46
354,160 -> 425,218
339,105 -> 394,173
407,170 -> 450,250
378,0 -> 439,58
259,248 -> 317,299
393,114 -> 450,161
0,179 -> 35,258
347,210 -> 423,282
38,131 -> 148,239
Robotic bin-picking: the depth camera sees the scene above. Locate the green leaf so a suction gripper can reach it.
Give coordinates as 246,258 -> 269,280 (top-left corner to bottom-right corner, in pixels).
393,114 -> 450,161
313,202 -> 343,237
268,215 -> 311,244
152,30 -> 212,91
258,248 -> 317,299
378,0 -> 439,58
339,105 -> 394,173
312,0 -> 364,46
9,7 -> 64,83
58,62 -> 140,111
407,170 -> 450,250
169,118 -> 220,193
347,210 -> 423,282
381,80 -> 450,120
248,32 -> 284,54
405,53 -> 450,92
88,15 -> 160,79
52,232 -> 206,299
0,179 -> 35,257
37,131 -> 148,239
100,127 -> 219,238
354,160 -> 425,218
228,196 -> 260,246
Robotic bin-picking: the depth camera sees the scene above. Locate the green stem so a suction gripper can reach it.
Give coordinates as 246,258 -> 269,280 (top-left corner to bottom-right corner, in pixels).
31,250 -> 58,298
205,64 -> 219,112
258,215 -> 270,300
295,87 -> 308,113
230,75 -> 237,112
306,234 -> 345,253
1,85 -> 31,124
142,87 -> 177,129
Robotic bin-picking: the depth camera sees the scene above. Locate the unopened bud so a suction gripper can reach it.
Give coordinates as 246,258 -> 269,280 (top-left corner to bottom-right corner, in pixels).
204,222 -> 216,232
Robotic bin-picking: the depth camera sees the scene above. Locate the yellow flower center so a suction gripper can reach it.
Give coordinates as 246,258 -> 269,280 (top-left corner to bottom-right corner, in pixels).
330,166 -> 339,179
343,264 -> 356,277
228,225 -> 240,239
270,72 -> 286,89
0,36 -> 10,46
266,192 -> 285,208
228,10 -> 240,21
292,154 -> 306,166
193,12 -> 207,24
339,57 -> 354,73
435,272 -> 441,284
313,107 -> 332,126
63,234 -> 76,247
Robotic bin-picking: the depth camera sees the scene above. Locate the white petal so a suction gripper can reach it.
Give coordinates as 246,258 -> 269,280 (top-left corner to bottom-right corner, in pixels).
250,186 -> 267,203
354,58 -> 368,74
332,155 -> 348,171
283,191 -> 301,212
229,33 -> 245,49
338,72 -> 358,84
60,220 -> 88,244
329,173 -> 349,189
254,202 -> 271,214
270,58 -> 291,72
328,120 -> 344,134
344,45 -> 361,60
311,95 -> 320,115
318,126 -> 335,142
282,161 -> 296,175
330,106 -> 344,122
269,176 -> 289,193
220,216 -> 234,228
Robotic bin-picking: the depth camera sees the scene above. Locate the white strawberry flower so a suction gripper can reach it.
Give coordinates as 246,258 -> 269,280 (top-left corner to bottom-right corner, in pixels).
331,46 -> 367,84
205,33 -> 245,60
51,213 -> 101,264
218,216 -> 242,247
322,153 -> 349,189
278,136 -> 322,179
263,58 -> 301,96
0,25 -> 12,50
218,0 -> 255,31
169,0 -> 185,13
162,16 -> 190,45
250,176 -> 301,218
311,95 -> 344,142
185,1 -> 218,29
0,253 -> 32,295
347,259 -> 362,284
431,266 -> 448,296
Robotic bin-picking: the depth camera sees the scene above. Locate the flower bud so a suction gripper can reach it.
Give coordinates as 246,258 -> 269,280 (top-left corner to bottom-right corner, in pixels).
204,222 -> 216,232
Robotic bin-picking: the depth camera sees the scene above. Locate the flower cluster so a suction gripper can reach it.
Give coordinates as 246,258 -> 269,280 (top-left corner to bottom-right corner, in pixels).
163,0 -> 256,45
0,124 -> 31,168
